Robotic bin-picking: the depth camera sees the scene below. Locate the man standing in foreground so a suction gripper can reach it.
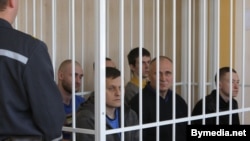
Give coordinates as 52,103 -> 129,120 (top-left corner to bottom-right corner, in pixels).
0,0 -> 65,140
129,56 -> 188,141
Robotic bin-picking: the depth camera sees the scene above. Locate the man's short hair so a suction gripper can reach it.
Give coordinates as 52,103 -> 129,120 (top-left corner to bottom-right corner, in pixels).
106,67 -> 120,79
106,57 -> 112,61
127,47 -> 151,66
214,67 -> 237,84
93,57 -> 114,70
58,59 -> 81,72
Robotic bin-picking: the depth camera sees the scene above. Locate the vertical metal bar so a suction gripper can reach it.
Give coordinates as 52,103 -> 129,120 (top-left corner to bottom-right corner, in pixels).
209,0 -> 217,91
187,0 -> 192,123
106,0 -> 110,56
25,0 -> 28,33
191,0 -> 196,108
81,0 -> 85,92
70,0 -> 76,140
172,0 -> 177,140
130,0 -> 133,50
187,0 -> 192,124
33,0 -> 36,37
129,0 -> 134,80
119,0 -> 125,140
139,0 -> 144,140
40,0 -> 43,40
14,8 -> 18,29
156,0 -> 160,140
52,0 -> 57,78
199,0 -> 208,125
152,0 -> 155,57
241,0 -> 246,124
95,0 -> 107,141
68,0 -> 72,58
162,0 -> 166,55
181,0 -> 188,104
214,0 -> 221,125
229,0 -> 233,124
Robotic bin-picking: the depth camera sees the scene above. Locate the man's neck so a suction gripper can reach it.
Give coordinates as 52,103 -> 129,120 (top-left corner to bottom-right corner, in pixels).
60,89 -> 72,105
219,93 -> 230,103
106,107 -> 116,119
160,90 -> 168,99
133,74 -> 147,80
131,75 -> 148,88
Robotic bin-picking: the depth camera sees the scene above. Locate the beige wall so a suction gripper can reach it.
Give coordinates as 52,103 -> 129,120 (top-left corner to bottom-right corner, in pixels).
15,0 -> 249,123
16,0 -> 183,92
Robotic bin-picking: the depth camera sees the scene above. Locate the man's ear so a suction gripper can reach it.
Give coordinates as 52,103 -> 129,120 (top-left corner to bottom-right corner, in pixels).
129,64 -> 135,72
219,81 -> 222,89
8,0 -> 15,8
58,71 -> 64,80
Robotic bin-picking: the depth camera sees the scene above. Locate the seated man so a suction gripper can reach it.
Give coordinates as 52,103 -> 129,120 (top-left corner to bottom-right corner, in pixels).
192,67 -> 240,125
76,67 -> 139,141
57,59 -> 86,141
129,56 -> 188,141
125,47 -> 151,105
88,57 -> 116,99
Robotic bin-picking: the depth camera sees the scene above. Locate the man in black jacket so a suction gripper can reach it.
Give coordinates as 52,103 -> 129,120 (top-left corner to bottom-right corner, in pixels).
0,0 -> 65,140
192,67 -> 240,125
129,56 -> 188,141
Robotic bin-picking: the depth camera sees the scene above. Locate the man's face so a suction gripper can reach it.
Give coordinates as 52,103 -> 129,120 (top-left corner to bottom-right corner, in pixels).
61,64 -> 84,94
219,72 -> 239,98
149,58 -> 173,93
131,56 -> 151,78
106,76 -> 121,108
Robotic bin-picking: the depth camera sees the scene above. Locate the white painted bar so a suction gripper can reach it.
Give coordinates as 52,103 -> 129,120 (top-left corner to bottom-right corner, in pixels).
95,0 -> 107,140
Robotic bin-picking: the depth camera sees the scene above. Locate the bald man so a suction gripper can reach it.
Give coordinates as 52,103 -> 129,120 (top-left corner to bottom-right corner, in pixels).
57,59 -> 85,141
129,56 -> 188,141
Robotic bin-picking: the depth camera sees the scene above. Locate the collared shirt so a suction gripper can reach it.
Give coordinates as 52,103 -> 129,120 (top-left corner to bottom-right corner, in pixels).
130,76 -> 148,88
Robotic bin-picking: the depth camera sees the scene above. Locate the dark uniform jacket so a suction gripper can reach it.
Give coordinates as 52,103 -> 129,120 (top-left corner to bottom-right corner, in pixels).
0,18 -> 65,141
192,89 -> 240,125
129,84 -> 188,141
76,94 -> 139,141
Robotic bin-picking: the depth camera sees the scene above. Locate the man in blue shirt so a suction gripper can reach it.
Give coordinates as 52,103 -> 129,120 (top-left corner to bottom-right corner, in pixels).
57,59 -> 85,141
76,67 -> 139,141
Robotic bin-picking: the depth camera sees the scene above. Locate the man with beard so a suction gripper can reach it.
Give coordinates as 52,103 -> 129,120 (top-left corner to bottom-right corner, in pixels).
57,59 -> 85,141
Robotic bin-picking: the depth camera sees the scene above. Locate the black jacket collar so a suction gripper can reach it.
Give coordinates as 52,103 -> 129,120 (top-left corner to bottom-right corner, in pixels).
0,18 -> 13,29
